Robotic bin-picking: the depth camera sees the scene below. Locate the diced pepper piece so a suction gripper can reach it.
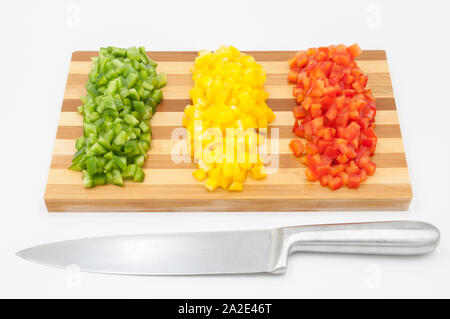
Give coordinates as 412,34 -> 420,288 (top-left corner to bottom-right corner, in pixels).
293,106 -> 306,119
138,121 -> 150,133
86,157 -> 97,176
82,170 -> 94,188
305,142 -> 318,155
204,177 -> 219,191
113,131 -> 127,146
289,139 -> 305,157
134,154 -> 145,167
133,101 -> 146,114
133,167 -> 145,183
68,162 -> 82,171
112,169 -> 124,187
251,165 -> 267,180
124,114 -> 139,127
288,71 -> 298,83
156,73 -> 167,88
72,146 -> 86,164
328,176 -> 343,190
112,155 -> 127,171
90,142 -> 107,155
347,43 -> 362,59
122,164 -> 137,178
106,172 -> 113,184
93,173 -> 106,186
228,181 -> 243,192
348,174 -> 361,189
152,89 -> 163,104
305,167 -> 317,182
219,176 -> 233,190
193,169 -> 207,181
75,136 -> 85,150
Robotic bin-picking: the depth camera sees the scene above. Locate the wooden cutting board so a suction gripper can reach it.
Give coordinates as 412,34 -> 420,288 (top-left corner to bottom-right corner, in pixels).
45,50 -> 412,212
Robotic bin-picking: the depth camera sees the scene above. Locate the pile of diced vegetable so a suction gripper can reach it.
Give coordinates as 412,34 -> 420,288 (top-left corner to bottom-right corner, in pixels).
69,46 -> 167,188
287,44 -> 377,190
185,45 -> 275,192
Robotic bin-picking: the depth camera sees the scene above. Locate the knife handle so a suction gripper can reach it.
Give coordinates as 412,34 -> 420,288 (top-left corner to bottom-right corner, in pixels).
285,221 -> 439,255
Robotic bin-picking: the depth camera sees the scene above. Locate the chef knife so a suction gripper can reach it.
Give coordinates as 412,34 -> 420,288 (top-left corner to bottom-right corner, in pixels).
16,220 -> 439,275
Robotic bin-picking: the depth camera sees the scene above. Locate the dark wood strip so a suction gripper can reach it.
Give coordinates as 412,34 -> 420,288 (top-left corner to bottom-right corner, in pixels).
374,124 -> 402,138
51,152 -> 407,170
67,72 -> 391,88
61,99 -> 83,112
376,97 -> 397,111
61,97 -> 396,112
61,98 -> 298,112
151,124 -> 401,140
57,126 -> 82,139
55,123 -> 402,140
72,50 -> 387,62
276,152 -> 407,169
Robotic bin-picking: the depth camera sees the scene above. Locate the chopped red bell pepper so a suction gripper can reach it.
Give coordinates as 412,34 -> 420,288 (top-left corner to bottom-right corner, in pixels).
293,106 -> 306,119
289,139 -> 305,157
287,43 -> 378,190
328,176 -> 343,190
348,174 -> 361,189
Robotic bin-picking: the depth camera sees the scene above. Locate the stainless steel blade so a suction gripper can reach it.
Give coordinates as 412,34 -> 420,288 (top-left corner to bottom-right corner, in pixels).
16,229 -> 287,275
16,221 -> 440,276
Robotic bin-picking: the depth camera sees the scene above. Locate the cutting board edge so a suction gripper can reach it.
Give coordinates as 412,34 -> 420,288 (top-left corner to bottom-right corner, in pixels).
44,195 -> 412,212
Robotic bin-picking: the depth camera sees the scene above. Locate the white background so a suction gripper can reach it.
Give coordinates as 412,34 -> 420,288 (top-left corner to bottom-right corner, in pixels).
1,0 -> 449,298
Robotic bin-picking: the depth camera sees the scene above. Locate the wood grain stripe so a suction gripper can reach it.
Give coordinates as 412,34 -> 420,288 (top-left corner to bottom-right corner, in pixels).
50,152 -> 407,170
45,183 -> 411,200
60,97 -> 397,112
57,110 -> 399,126
48,167 -> 410,185
51,138 -> 405,155
63,83 -> 393,100
68,60 -> 389,77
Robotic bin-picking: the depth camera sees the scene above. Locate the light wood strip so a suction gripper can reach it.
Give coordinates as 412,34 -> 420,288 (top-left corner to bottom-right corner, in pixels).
51,137 -> 405,155
48,167 -> 410,185
50,152 -> 407,170
45,183 -> 412,200
69,60 -> 389,75
67,71 -> 389,87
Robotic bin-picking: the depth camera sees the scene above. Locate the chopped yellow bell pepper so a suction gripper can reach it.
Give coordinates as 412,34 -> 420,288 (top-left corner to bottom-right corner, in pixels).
184,45 -> 275,192
192,169 -> 207,181
251,164 -> 267,180
228,181 -> 244,192
204,177 -> 219,191
219,176 -> 233,190
233,168 -> 247,183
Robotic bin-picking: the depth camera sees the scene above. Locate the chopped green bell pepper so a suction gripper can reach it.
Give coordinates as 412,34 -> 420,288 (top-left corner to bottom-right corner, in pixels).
70,46 -> 165,188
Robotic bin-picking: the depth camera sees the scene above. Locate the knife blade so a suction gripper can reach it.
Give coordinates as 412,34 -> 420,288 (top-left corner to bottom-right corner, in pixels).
16,221 -> 439,276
